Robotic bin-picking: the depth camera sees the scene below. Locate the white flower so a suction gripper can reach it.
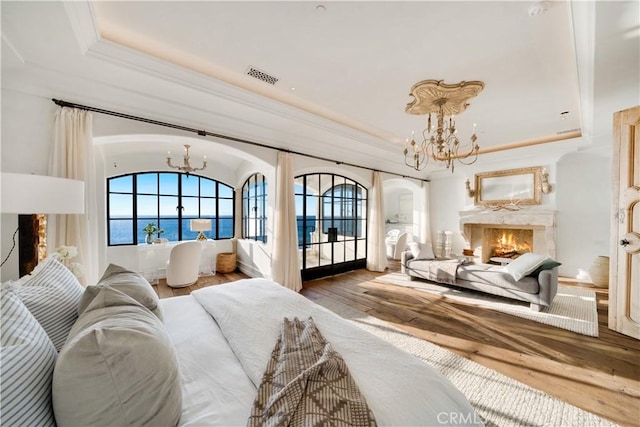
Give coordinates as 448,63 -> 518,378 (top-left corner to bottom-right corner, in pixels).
56,245 -> 78,260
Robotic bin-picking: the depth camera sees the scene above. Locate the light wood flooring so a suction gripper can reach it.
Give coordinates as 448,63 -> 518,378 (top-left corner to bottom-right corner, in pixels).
153,263 -> 640,427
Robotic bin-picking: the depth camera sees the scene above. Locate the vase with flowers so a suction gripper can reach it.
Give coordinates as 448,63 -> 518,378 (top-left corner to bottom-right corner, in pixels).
142,222 -> 165,244
56,245 -> 84,279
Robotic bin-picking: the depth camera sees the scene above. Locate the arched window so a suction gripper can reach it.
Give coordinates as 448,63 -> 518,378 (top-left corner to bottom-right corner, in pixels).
321,183 -> 365,237
241,173 -> 267,243
107,172 -> 234,245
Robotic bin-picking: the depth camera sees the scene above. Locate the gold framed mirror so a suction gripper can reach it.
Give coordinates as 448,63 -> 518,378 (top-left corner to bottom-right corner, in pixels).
474,166 -> 542,206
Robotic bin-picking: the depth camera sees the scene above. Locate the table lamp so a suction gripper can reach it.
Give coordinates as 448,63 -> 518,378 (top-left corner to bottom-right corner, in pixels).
1,173 -> 84,214
1,173 -> 85,274
190,219 -> 211,241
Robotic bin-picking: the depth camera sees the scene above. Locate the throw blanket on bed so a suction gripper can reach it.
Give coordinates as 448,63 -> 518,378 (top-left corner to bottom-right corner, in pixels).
248,317 -> 377,427
421,259 -> 464,285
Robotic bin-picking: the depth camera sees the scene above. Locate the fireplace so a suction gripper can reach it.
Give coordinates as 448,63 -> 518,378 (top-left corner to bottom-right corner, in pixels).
459,210 -> 556,263
485,227 -> 533,260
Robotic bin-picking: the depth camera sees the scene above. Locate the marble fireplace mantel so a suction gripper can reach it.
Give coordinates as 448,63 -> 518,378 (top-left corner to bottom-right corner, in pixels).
459,209 -> 557,261
459,209 -> 557,227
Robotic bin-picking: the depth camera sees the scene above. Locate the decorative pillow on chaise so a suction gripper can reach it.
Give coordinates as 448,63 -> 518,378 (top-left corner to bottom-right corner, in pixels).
78,263 -> 163,320
505,253 -> 550,281
3,255 -> 84,351
53,286 -> 182,427
528,259 -> 562,278
408,242 -> 435,260
0,289 -> 57,426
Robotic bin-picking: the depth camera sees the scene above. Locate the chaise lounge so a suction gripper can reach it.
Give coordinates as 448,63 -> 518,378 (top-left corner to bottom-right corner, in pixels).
402,246 -> 560,311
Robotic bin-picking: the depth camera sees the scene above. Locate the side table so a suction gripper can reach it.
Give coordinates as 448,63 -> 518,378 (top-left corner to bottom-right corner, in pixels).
490,257 -> 514,266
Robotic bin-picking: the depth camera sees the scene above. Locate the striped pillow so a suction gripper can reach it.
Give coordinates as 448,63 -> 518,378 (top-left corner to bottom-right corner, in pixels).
1,290 -> 57,427
6,256 -> 84,351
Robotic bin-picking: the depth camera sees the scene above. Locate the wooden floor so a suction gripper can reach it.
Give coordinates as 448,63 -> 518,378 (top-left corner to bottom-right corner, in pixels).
154,263 -> 640,427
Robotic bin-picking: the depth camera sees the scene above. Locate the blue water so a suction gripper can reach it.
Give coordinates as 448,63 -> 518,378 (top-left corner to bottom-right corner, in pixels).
109,215 -> 317,246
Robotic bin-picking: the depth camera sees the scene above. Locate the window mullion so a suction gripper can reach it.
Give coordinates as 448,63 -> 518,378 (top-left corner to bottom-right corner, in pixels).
133,174 -> 138,245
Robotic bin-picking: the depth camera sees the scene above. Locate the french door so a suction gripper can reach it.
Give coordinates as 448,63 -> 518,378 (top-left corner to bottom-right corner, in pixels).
294,174 -> 368,281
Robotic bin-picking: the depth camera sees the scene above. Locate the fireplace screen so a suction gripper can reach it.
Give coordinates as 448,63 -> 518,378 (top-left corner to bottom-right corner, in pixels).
486,228 -> 533,259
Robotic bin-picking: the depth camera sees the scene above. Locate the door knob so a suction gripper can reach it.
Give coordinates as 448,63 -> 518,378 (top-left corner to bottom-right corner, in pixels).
620,232 -> 640,254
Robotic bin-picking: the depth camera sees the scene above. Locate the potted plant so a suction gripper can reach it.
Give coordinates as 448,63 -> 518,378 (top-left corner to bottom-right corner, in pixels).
142,222 -> 164,244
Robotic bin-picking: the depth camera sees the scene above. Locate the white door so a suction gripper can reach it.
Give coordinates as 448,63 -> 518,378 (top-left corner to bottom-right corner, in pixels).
609,105 -> 640,340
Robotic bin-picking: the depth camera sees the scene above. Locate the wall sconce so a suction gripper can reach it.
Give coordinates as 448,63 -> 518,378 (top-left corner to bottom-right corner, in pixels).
465,178 -> 475,198
541,169 -> 553,194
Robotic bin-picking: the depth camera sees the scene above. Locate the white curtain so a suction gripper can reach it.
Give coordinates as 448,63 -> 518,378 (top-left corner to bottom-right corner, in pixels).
271,152 -> 302,292
366,171 -> 388,272
48,107 -> 97,285
420,181 -> 432,243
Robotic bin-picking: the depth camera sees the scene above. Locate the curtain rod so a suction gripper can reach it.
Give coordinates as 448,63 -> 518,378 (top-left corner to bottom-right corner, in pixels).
52,98 -> 429,183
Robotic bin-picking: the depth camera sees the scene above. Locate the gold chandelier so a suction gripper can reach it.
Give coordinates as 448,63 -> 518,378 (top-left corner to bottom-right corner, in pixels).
166,144 -> 207,175
404,80 -> 485,172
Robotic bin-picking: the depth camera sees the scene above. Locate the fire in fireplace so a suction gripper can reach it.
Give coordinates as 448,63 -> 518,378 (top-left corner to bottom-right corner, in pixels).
487,227 -> 533,259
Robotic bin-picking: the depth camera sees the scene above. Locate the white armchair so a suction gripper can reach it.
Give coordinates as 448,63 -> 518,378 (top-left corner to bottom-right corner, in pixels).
392,232 -> 409,260
166,241 -> 203,288
385,229 -> 401,258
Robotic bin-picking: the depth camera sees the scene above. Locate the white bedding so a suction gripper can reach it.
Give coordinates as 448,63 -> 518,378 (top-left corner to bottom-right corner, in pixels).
162,278 -> 483,426
160,294 -> 255,426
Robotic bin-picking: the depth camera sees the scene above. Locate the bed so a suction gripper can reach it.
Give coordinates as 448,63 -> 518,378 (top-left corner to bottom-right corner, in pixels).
1,257 -> 483,427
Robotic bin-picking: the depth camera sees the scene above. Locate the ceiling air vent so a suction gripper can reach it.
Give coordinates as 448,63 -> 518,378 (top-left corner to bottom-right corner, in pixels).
556,128 -> 581,135
245,66 -> 279,85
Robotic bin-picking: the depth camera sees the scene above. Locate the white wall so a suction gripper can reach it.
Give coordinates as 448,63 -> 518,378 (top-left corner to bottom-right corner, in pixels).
1,90 -> 57,281
427,152 -> 609,279
556,148 -> 611,278
428,173 -> 470,256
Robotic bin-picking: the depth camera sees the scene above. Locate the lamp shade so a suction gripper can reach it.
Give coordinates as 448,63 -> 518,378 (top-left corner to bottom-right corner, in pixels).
190,219 -> 211,232
1,173 -> 85,214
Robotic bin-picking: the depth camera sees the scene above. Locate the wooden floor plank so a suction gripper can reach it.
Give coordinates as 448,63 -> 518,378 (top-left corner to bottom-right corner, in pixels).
154,265 -> 640,427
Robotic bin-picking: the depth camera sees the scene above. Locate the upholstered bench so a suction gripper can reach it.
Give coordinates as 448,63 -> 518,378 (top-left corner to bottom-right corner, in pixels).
402,248 -> 560,311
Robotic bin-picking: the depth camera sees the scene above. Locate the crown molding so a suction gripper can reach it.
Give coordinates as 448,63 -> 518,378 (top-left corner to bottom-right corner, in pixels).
570,0 -> 595,144
63,1 -> 101,54
68,18 -> 397,153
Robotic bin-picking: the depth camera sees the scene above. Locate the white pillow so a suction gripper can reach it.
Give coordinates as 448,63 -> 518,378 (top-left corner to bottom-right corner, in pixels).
52,286 -> 182,427
78,263 -> 163,320
1,290 -> 57,426
408,242 -> 435,260
505,253 -> 550,281
3,256 -> 84,351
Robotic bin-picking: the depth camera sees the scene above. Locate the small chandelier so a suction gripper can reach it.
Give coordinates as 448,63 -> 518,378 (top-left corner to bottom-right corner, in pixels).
404,80 -> 485,172
166,144 -> 207,175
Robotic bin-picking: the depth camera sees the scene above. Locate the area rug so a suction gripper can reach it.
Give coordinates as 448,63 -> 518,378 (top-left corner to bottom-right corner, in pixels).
378,272 -> 599,337
312,296 -> 614,427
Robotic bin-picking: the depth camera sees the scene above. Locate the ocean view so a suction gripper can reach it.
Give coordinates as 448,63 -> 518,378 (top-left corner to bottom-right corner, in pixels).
109,216 -> 317,246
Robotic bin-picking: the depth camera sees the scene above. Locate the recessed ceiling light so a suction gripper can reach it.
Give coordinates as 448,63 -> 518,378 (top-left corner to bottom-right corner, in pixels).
316,4 -> 326,13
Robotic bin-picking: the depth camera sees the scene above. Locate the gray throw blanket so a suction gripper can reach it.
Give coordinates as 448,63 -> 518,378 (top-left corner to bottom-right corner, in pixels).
421,259 -> 464,285
247,317 -> 377,427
